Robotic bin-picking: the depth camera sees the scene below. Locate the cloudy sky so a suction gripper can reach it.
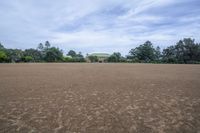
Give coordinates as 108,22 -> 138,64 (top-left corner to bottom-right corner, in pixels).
0,0 -> 199,55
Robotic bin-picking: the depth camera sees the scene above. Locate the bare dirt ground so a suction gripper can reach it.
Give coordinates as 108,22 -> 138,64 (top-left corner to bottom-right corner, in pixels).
0,63 -> 200,133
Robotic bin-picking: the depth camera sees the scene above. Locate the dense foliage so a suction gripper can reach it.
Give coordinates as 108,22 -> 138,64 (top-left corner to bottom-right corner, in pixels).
0,41 -> 85,63
129,41 -> 160,63
66,51 -> 85,62
88,55 -> 98,62
0,38 -> 200,64
108,52 -> 126,62
162,38 -> 200,64
128,38 -> 200,64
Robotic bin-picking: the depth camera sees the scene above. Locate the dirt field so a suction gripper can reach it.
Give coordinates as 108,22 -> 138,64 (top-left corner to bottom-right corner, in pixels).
0,63 -> 200,133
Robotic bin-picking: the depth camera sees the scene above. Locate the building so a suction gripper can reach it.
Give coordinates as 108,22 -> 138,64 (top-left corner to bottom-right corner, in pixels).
86,53 -> 110,63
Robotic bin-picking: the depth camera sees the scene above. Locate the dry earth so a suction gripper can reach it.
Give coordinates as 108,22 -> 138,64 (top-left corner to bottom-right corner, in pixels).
0,63 -> 200,133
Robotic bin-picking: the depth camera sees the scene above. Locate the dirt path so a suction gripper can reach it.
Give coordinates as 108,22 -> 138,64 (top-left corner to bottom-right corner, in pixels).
0,63 -> 200,133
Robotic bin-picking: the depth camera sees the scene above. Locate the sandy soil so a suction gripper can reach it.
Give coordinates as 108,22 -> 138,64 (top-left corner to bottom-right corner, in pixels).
0,63 -> 200,133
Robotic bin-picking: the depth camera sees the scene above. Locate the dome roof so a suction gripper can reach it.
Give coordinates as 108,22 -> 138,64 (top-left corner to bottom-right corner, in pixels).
90,53 -> 110,57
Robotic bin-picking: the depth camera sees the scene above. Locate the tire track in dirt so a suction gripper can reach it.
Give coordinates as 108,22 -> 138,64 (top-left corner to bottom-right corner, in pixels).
0,63 -> 200,132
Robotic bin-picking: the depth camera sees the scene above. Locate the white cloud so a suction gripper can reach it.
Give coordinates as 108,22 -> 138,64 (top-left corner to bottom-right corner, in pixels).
0,0 -> 199,55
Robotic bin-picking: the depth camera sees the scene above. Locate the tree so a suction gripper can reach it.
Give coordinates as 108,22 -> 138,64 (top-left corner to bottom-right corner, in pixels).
21,56 -> 33,62
113,52 -> 121,62
67,50 -> 76,57
77,52 -> 84,58
162,46 -> 177,63
88,55 -> 98,62
24,48 -> 42,62
181,38 -> 200,63
0,51 -> 7,62
1,38 -> 200,64
162,38 -> 200,63
5,49 -> 24,62
44,47 -> 63,62
108,52 -> 122,62
175,40 -> 186,63
73,52 -> 85,62
155,46 -> 162,62
129,41 -> 156,63
63,56 -> 73,62
37,43 -> 44,51
45,41 -> 51,49
0,43 -> 5,50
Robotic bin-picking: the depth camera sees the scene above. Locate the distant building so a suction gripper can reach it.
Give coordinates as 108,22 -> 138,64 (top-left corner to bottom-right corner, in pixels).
86,53 -> 110,63
65,55 -> 72,59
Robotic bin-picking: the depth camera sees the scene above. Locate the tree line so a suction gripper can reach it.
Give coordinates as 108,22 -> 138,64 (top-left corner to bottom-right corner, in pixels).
0,41 -> 85,63
0,38 -> 200,64
128,38 -> 200,64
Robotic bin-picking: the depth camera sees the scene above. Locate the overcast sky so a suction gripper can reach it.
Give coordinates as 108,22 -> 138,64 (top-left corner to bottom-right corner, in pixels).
0,0 -> 199,55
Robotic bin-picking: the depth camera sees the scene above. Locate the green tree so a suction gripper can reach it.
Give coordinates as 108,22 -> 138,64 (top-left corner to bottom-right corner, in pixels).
77,52 -> 84,58
162,38 -> 200,63
162,46 -> 177,63
73,52 -> 85,62
24,48 -> 42,62
181,38 -> 200,63
108,52 -> 122,62
0,51 -> 7,62
44,47 -> 63,62
63,56 -> 73,62
45,41 -> 51,49
129,41 -> 156,63
155,46 -> 162,62
88,55 -> 98,62
37,43 -> 44,51
67,50 -> 76,57
0,43 -> 5,50
5,49 -> 24,62
21,56 -> 33,62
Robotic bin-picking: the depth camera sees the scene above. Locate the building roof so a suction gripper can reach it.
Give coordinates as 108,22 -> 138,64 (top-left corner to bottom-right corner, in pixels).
90,53 -> 110,58
65,55 -> 72,58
